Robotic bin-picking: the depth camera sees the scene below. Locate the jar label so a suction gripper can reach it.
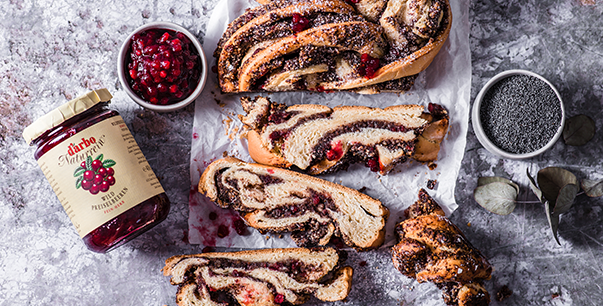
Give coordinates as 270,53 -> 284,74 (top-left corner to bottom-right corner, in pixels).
37,116 -> 165,237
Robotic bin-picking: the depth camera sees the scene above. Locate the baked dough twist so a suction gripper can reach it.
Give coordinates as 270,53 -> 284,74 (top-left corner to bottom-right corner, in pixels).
215,0 -> 451,93
392,189 -> 493,306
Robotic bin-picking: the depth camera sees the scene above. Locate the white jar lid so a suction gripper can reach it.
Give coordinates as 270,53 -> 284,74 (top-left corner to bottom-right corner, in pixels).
22,89 -> 113,145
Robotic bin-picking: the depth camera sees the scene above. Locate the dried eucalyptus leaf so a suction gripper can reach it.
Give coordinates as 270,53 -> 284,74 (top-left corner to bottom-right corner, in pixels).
545,200 -> 561,245
474,182 -> 518,215
527,169 -> 544,203
563,114 -> 595,146
537,167 -> 578,204
554,184 -> 578,214
478,176 -> 520,194
581,179 -> 603,197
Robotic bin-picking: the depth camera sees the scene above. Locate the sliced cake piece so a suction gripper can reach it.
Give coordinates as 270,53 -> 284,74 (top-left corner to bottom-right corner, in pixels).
392,189 -> 493,306
163,247 -> 353,306
199,157 -> 388,249
240,96 -> 449,175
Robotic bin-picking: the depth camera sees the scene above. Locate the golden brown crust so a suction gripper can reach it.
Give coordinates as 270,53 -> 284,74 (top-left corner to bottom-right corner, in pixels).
215,0 -> 452,93
392,189 -> 492,306
321,2 -> 452,90
247,130 -> 293,168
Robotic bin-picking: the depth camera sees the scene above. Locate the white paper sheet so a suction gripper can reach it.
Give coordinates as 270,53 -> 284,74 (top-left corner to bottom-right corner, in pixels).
188,0 -> 471,248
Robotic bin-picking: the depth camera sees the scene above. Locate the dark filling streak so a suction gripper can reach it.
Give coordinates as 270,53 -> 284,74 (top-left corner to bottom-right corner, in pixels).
214,169 -> 284,212
215,169 -> 244,211
268,112 -> 330,146
223,12 -> 364,86
309,120 -> 422,167
381,1 -> 449,66
264,190 -> 338,218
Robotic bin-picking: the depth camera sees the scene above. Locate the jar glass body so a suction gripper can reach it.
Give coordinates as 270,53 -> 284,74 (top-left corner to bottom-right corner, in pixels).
32,102 -> 170,253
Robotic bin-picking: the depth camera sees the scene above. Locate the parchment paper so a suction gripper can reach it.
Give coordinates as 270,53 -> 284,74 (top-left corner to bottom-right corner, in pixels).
188,0 -> 471,248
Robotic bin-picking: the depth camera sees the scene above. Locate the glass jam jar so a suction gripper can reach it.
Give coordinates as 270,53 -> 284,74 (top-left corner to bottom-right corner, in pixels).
22,89 -> 170,253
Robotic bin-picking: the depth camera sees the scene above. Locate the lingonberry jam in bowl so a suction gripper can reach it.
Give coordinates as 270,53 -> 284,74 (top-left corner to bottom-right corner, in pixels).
472,69 -> 565,159
118,22 -> 207,112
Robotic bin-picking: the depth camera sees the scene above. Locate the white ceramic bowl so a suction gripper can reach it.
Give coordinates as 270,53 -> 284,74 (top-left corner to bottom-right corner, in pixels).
117,21 -> 207,112
472,69 -> 565,159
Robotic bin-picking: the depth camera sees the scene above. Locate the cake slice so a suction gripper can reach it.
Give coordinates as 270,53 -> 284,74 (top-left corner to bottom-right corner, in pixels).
163,247 -> 353,306
199,157 -> 388,249
392,189 -> 493,305
240,96 -> 449,175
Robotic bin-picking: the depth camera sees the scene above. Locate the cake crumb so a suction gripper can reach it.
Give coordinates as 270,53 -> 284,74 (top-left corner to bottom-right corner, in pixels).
496,285 -> 512,301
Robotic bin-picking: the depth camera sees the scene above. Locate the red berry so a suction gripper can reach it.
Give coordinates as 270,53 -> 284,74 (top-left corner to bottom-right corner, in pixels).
170,39 -> 182,51
326,150 -> 337,161
291,13 -> 310,33
106,176 -> 116,186
90,184 -> 100,195
159,32 -> 170,43
97,167 -> 107,177
80,161 -> 87,169
100,181 -> 110,192
160,60 -> 171,69
83,170 -> 94,181
274,294 -> 285,304
81,179 -> 92,190
91,160 -> 102,171
106,167 -> 114,176
366,158 -> 380,172
93,174 -> 104,185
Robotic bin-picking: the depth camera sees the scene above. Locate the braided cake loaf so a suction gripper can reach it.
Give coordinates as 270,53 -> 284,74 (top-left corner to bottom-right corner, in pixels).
215,0 -> 452,93
163,247 -> 353,306
240,96 -> 449,175
199,157 -> 388,249
392,189 -> 493,305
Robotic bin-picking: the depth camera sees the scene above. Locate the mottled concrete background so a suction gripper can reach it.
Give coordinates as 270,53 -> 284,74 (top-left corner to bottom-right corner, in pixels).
1,0 -> 602,305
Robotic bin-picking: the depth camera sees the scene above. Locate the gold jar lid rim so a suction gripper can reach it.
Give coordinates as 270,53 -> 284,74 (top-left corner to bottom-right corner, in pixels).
22,89 -> 113,145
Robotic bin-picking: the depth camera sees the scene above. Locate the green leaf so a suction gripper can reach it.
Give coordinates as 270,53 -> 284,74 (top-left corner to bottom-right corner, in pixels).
545,200 -> 561,245
103,159 -> 116,168
563,114 -> 595,146
478,176 -> 520,194
474,182 -> 518,215
95,154 -> 104,162
75,176 -> 83,189
527,169 -> 544,203
581,179 -> 603,197
86,156 -> 93,170
554,184 -> 578,214
537,167 -> 578,204
73,167 -> 85,177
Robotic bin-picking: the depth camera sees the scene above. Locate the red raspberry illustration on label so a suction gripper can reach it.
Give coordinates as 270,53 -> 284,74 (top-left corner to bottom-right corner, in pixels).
74,154 -> 116,195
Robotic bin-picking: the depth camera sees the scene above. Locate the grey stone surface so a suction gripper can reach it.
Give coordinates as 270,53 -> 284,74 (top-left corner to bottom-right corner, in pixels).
1,0 -> 602,305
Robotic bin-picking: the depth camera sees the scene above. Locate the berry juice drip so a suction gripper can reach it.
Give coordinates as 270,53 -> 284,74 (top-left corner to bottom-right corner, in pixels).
27,90 -> 170,253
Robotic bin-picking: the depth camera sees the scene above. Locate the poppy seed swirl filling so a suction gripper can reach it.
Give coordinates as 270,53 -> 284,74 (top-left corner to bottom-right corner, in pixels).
199,158 -> 389,250
241,96 -> 449,175
163,247 -> 354,306
213,166 -> 364,247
